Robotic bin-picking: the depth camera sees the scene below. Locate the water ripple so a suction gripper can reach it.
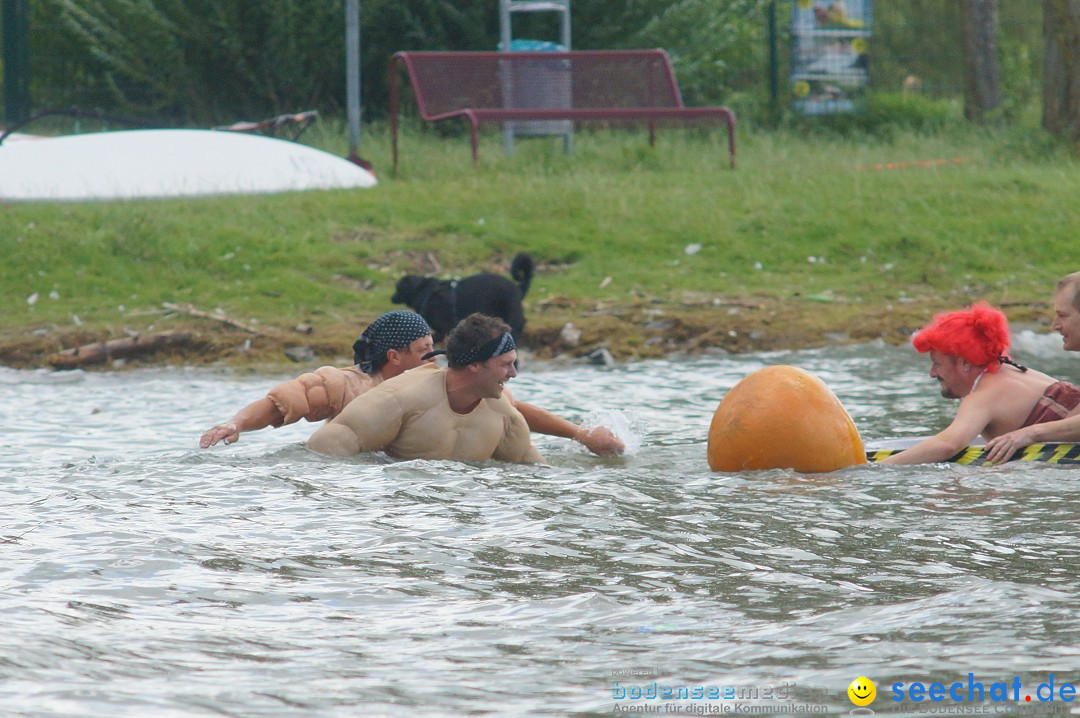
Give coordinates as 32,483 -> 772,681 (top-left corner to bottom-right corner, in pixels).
2,348 -> 1079,716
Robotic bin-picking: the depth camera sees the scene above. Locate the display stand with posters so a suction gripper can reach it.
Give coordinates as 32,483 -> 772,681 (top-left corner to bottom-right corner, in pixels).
790,0 -> 871,115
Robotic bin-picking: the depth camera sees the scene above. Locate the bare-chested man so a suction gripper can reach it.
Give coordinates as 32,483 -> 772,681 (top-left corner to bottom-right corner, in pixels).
307,314 -> 541,463
880,302 -> 1080,465
200,310 -> 622,456
983,271 -> 1080,461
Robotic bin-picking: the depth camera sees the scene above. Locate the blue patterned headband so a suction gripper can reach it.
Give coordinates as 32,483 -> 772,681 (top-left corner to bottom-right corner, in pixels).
352,311 -> 431,374
453,332 -> 516,366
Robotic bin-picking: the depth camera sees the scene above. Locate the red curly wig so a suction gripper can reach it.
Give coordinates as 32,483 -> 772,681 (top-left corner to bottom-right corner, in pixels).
912,302 -> 1011,372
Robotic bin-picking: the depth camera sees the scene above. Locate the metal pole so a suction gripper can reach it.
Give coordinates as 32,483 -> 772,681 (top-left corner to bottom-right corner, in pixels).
767,0 -> 779,116
345,0 -> 361,160
499,0 -> 514,156
561,0 -> 572,153
498,0 -> 511,53
2,0 -> 31,126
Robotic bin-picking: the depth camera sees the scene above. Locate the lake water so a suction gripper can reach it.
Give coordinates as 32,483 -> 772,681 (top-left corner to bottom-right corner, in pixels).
2,334 -> 1079,718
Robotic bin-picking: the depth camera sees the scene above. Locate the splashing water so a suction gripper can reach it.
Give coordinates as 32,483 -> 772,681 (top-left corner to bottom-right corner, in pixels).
2,344 -> 1080,717
579,409 -> 648,455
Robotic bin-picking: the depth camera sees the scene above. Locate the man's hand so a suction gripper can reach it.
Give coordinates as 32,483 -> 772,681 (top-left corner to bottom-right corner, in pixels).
200,421 -> 240,448
983,427 -> 1036,464
574,426 -> 625,456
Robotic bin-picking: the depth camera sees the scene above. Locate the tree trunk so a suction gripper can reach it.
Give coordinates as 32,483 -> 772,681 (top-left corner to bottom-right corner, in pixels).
961,0 -> 1002,121
48,331 -> 194,370
1043,0 -> 1080,146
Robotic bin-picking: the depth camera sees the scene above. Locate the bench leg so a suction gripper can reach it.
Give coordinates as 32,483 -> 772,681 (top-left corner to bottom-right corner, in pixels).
470,122 -> 480,168
725,114 -> 737,169
391,119 -> 399,173
388,56 -> 402,174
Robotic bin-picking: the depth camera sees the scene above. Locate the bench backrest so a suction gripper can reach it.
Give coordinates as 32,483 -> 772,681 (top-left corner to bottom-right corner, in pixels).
392,50 -> 686,120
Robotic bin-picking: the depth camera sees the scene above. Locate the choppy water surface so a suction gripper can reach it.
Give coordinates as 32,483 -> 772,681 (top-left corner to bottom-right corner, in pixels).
3,334 -> 1080,717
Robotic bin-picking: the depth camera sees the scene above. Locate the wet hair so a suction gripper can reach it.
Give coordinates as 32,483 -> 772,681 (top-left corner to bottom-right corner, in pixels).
912,301 -> 1013,372
1057,271 -> 1080,311
446,313 -> 513,369
352,310 -> 432,375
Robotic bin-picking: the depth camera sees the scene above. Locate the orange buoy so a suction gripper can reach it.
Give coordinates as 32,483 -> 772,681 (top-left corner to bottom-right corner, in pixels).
707,365 -> 866,473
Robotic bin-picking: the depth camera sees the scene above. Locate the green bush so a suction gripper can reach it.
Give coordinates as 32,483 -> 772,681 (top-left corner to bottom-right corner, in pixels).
778,92 -> 961,138
23,0 -> 1048,137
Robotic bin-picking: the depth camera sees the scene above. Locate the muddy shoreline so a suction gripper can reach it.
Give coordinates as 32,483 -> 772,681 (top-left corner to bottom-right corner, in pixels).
0,295 -> 1053,372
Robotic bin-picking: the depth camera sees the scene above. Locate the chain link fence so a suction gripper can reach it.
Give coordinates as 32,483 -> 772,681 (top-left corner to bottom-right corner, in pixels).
3,0 -> 1047,130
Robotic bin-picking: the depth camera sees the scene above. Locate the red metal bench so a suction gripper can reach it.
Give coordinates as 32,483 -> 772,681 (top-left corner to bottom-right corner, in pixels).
388,49 -> 736,171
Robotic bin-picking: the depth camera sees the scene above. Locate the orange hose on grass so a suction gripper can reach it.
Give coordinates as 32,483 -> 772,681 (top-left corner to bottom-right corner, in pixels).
856,157 -> 967,171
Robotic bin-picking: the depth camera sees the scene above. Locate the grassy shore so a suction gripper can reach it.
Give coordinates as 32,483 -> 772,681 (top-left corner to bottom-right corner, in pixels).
2,120 -> 1076,370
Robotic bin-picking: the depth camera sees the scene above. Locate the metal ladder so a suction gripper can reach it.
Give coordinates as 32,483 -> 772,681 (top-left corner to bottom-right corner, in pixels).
498,0 -> 572,155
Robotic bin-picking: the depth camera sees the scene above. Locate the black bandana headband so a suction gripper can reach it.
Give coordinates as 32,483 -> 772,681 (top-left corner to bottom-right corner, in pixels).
352,311 -> 432,374
454,332 -> 516,366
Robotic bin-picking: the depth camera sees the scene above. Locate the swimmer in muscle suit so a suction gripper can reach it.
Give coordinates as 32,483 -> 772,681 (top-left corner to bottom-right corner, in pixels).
200,310 -> 621,456
307,314 -> 542,463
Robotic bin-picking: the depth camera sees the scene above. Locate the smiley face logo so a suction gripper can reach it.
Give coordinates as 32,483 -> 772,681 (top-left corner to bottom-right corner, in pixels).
848,676 -> 876,706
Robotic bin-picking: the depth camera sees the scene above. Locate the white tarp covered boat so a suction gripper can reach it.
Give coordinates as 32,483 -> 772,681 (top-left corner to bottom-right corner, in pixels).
0,128 -> 376,201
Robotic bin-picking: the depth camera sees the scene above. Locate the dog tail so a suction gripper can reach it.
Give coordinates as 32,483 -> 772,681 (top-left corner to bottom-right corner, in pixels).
510,252 -> 534,298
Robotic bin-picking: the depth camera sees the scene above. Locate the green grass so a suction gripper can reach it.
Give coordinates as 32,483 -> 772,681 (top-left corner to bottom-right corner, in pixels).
2,119 -> 1077,338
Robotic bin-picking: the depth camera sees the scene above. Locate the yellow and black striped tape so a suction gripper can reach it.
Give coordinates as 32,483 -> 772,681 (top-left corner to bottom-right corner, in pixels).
867,443 -> 1080,466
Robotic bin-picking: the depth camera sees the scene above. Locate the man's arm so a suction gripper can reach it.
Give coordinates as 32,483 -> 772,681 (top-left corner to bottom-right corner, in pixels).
200,367 -> 362,448
984,412 -> 1080,463
879,393 -> 996,465
306,422 -> 365,457
200,398 -> 284,448
492,410 -> 544,464
512,398 -> 625,456
307,390 -> 403,457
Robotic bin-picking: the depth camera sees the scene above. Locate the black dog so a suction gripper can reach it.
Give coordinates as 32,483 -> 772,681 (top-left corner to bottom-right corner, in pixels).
391,253 -> 534,342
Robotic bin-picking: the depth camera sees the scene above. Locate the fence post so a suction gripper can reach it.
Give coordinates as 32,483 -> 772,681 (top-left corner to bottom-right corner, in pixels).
2,0 -> 31,126
768,0 -> 779,114
345,0 -> 361,160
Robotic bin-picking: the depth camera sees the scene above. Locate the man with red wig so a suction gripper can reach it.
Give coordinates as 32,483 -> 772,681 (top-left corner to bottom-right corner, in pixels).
984,272 -> 1080,461
881,302 -> 1080,465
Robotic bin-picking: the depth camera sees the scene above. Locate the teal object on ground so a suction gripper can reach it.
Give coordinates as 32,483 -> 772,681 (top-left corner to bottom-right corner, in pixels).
501,39 -> 565,52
